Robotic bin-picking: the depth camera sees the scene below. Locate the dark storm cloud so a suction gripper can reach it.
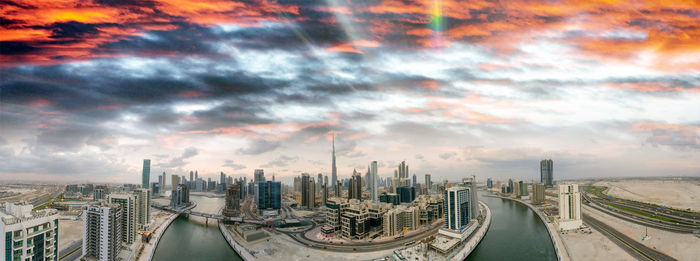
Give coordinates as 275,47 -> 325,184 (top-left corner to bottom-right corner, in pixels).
43,21 -> 102,39
0,41 -> 39,55
238,139 -> 280,155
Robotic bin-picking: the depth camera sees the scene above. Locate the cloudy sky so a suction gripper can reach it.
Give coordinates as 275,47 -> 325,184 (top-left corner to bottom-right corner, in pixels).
1,0 -> 698,184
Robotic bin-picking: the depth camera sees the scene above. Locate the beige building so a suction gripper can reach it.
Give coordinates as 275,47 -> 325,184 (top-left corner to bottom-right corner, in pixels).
382,205 -> 419,237
532,183 -> 545,204
107,193 -> 138,244
557,184 -> 582,230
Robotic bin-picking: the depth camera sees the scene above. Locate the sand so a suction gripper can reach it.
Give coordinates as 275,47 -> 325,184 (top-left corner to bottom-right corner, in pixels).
583,203 -> 700,261
593,179 -> 700,211
58,219 -> 82,250
560,226 -> 635,261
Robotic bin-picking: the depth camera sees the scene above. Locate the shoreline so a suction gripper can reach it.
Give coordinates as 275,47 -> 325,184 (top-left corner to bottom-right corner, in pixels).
145,201 -> 198,261
487,194 -> 570,261
449,201 -> 492,260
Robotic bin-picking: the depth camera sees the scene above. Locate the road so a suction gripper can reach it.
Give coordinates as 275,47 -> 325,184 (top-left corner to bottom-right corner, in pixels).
59,240 -> 82,261
582,213 -> 676,261
581,190 -> 700,234
276,220 -> 443,252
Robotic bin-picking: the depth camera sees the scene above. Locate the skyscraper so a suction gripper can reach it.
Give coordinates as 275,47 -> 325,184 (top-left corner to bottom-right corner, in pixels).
318,173 -> 323,194
219,172 -> 226,193
412,173 -> 417,187
532,183 -> 545,204
254,169 -> 265,183
171,175 -> 180,189
301,173 -> 315,209
370,161 -> 378,201
189,171 -> 194,188
425,174 -> 432,193
82,204 -> 122,261
141,159 -> 150,189
348,169 -> 362,200
331,134 -> 337,189
161,172 -> 166,191
444,186 -> 471,230
540,159 -> 554,187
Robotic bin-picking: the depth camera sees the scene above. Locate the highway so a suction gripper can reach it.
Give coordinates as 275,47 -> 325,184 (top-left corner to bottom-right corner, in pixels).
59,240 -> 82,261
582,213 -> 676,261
580,188 -> 700,234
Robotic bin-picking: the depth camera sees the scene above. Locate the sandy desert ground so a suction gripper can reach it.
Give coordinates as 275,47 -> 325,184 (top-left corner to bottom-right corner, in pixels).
582,203 -> 700,261
560,225 -> 635,261
58,219 -> 82,250
593,179 -> 700,211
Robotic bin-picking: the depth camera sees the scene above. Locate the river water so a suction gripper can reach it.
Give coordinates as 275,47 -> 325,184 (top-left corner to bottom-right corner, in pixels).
152,192 -> 554,261
152,195 -> 243,261
466,192 -> 557,260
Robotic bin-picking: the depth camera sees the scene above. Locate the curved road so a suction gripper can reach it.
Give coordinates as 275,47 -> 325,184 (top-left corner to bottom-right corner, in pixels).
583,213 -> 676,261
276,220 -> 443,252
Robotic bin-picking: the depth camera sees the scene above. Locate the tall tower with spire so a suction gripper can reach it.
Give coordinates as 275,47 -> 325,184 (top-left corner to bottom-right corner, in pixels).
331,133 -> 337,190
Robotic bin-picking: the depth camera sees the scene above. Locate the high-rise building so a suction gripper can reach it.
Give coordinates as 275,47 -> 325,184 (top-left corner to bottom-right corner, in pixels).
444,186 -> 472,230
558,184 -> 582,230
94,185 -> 107,201
106,193 -> 137,244
532,183 -> 545,204
170,184 -> 190,208
256,181 -> 281,212
161,172 -> 166,191
133,189 -> 151,230
396,186 -> 415,203
141,159 -> 151,189
540,159 -> 554,187
334,181 -> 341,197
348,169 -> 362,201
331,134 -> 337,189
463,177 -> 479,220
223,184 -> 240,217
189,171 -> 194,188
218,172 -> 226,194
317,173 -> 323,194
370,161 -> 378,201
425,174 -> 432,193
518,181 -> 528,197
254,169 -> 265,183
412,173 -> 417,187
507,179 -> 514,193
1,202 -> 59,261
151,182 -> 160,195
82,204 -> 122,261
171,175 -> 180,189
321,184 -> 328,206
301,174 -> 315,209
486,178 -> 493,189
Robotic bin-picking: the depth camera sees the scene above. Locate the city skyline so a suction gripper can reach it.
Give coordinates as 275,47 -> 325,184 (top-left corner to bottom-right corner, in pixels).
1,0 -> 699,184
